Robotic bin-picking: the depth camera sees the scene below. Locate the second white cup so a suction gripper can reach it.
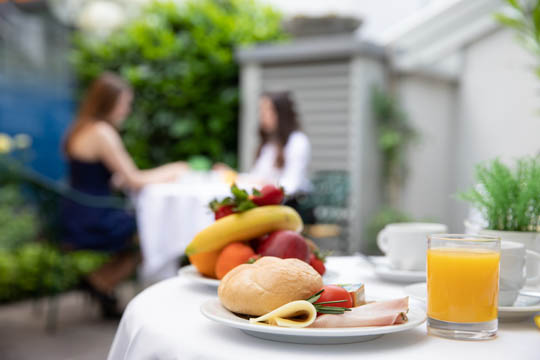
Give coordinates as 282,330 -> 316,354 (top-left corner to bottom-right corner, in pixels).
499,240 -> 540,306
377,222 -> 448,271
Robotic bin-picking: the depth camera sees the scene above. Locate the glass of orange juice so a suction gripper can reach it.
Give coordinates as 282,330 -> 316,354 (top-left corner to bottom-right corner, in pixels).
427,234 -> 500,340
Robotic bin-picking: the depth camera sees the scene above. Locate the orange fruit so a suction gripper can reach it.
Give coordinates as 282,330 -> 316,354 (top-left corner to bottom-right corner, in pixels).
215,242 -> 255,280
189,249 -> 221,279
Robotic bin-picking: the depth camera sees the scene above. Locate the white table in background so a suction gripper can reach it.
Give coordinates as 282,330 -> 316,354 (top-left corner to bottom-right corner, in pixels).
134,171 -> 230,282
108,256 -> 539,360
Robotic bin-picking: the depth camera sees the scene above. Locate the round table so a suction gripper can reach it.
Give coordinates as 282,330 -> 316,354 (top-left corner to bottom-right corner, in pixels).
134,171 -> 260,282
134,179 -> 229,281
108,257 -> 539,360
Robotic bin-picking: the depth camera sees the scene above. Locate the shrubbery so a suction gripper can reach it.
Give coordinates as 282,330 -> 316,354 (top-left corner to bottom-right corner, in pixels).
0,185 -> 39,251
71,0 -> 285,169
0,183 -> 108,303
0,243 -> 108,302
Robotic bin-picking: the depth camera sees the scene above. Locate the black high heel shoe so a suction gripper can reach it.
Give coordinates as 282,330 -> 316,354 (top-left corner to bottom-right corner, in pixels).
79,278 -> 123,320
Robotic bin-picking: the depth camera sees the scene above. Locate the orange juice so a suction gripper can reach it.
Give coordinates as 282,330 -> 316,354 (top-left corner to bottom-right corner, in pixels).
427,248 -> 499,323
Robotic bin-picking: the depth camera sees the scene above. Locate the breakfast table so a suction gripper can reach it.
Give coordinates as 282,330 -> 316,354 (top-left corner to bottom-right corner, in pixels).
107,256 -> 539,360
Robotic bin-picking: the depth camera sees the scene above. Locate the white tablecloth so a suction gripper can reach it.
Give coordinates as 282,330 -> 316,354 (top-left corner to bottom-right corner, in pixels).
108,257 -> 539,360
134,172 -> 231,282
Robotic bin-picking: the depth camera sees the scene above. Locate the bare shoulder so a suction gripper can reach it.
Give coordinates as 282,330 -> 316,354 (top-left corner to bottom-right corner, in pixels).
91,122 -> 121,145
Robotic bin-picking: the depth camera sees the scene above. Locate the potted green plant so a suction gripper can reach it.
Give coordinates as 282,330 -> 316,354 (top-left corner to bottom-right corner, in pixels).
460,157 -> 540,284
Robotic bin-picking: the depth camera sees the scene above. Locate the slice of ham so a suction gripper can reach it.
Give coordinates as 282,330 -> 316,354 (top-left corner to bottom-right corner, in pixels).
310,297 -> 409,328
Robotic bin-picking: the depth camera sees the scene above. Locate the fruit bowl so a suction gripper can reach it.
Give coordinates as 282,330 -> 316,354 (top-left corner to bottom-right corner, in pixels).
178,265 -> 220,287
180,264 -> 344,288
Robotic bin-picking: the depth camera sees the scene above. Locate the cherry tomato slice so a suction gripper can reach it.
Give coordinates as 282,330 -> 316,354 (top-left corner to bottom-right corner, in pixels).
315,285 -> 353,309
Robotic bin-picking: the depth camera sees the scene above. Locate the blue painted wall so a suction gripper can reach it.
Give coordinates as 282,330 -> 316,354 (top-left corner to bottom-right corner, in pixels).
0,80 -> 75,181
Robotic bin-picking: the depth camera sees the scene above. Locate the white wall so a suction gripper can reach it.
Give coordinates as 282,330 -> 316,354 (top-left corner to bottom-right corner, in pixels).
238,27 -> 540,248
396,74 -> 456,226
397,28 -> 540,232
239,63 -> 261,172
450,28 -> 540,231
350,56 -> 386,253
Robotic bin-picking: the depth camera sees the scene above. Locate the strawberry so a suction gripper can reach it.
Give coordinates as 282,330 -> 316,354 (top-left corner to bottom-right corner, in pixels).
251,185 -> 284,206
209,184 -> 287,220
309,252 -> 326,276
214,205 -> 234,220
209,184 -> 256,220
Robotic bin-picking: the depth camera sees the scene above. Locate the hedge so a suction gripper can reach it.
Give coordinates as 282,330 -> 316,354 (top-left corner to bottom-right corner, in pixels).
71,0 -> 285,169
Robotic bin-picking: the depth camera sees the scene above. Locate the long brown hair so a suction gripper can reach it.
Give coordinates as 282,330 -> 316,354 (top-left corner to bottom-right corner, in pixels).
256,92 -> 300,168
64,72 -> 132,153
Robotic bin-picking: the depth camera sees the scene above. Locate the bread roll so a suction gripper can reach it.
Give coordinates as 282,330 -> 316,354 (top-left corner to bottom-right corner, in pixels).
218,256 -> 323,316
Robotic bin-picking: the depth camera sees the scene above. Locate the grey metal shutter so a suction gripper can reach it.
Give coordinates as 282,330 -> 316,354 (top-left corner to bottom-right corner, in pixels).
261,61 -> 350,172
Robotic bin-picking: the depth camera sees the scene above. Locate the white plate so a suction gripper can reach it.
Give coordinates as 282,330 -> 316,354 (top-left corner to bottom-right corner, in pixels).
370,257 -> 426,283
179,265 -> 341,288
200,298 -> 426,344
178,265 -> 220,287
404,282 -> 540,322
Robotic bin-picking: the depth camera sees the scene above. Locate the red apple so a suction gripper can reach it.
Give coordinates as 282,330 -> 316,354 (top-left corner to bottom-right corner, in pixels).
257,230 -> 310,262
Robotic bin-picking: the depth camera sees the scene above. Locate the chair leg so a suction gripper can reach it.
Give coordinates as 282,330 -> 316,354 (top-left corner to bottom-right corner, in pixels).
45,295 -> 59,333
339,223 -> 349,255
32,298 -> 44,316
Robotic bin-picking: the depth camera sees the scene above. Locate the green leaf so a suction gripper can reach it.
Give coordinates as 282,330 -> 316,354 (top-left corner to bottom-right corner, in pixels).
507,0 -> 521,10
230,184 -> 249,200
233,200 -> 256,212
306,289 -> 324,304
208,184 -> 257,214
535,65 -> 540,79
533,3 -> 540,35
494,13 -> 524,31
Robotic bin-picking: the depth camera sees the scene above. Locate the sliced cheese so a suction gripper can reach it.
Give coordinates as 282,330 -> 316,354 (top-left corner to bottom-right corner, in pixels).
249,300 -> 317,328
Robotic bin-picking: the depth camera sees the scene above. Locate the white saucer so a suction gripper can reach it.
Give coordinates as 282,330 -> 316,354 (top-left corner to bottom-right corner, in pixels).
370,257 -> 426,283
178,265 -> 220,287
403,282 -> 540,322
200,298 -> 426,344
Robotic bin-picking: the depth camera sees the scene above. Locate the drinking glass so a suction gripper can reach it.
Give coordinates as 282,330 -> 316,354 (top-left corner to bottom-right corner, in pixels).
427,234 -> 501,340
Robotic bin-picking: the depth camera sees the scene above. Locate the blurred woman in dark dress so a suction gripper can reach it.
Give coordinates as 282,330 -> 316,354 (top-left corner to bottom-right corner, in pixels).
63,72 -> 186,317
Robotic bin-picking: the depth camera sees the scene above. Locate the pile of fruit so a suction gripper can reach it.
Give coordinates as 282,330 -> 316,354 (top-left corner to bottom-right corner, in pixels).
185,184 -> 327,279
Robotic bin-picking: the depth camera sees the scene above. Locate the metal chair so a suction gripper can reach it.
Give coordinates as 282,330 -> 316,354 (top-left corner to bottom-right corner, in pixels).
298,171 -> 350,254
1,160 -> 127,332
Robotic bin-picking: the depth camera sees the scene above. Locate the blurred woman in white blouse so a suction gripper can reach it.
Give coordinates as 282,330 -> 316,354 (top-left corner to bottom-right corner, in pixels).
250,91 -> 311,195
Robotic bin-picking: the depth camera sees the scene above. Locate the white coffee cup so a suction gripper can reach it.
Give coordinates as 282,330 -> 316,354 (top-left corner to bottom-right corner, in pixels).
499,240 -> 540,306
377,223 -> 448,271
480,229 -> 540,287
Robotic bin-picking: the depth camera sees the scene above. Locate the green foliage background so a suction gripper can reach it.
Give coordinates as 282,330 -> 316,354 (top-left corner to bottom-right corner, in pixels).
496,0 -> 540,79
71,0 -> 285,169
371,86 -> 417,204
0,243 -> 108,302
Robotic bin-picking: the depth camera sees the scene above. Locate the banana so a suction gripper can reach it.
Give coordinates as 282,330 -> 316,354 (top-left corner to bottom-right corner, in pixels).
185,205 -> 303,256
249,300 -> 317,328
